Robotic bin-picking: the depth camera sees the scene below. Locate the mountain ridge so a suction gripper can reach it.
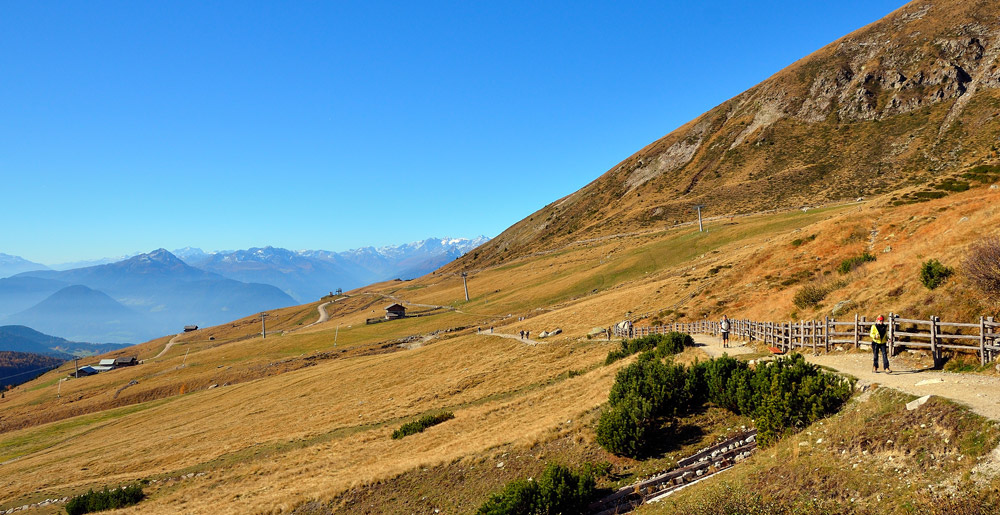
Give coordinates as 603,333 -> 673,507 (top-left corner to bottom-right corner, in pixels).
455,0 -> 1000,269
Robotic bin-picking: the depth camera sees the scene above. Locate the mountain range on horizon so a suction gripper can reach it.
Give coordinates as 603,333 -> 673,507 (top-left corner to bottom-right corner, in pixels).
0,236 -> 489,343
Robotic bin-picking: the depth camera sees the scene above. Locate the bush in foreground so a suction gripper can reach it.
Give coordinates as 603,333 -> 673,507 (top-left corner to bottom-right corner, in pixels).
596,350 -> 854,456
392,412 -> 455,439
477,463 -> 597,515
65,484 -> 145,515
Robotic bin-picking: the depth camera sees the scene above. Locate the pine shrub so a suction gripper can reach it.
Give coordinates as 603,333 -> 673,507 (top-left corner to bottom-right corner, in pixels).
477,464 -> 597,515
596,348 -> 854,455
837,252 -> 876,274
605,332 -> 693,365
392,412 -> 455,439
65,484 -> 145,515
920,259 -> 953,290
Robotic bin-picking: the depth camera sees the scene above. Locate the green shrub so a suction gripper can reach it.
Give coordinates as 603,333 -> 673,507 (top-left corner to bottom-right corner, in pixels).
392,412 -> 455,439
477,463 -> 597,514
793,284 -> 829,309
596,351 -> 854,455
920,259 -> 953,290
605,332 -> 692,365
655,332 -> 694,358
837,252 -> 876,274
65,484 -> 145,515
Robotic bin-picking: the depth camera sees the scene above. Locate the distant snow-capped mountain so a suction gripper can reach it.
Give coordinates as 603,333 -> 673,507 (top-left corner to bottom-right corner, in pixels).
0,253 -> 49,278
179,236 -> 489,302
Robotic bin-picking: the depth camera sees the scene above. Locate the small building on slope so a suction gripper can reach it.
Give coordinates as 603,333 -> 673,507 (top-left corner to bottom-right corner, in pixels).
384,303 -> 407,320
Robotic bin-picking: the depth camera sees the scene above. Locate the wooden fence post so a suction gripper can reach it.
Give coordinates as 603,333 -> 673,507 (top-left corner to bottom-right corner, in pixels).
825,317 -> 831,352
888,313 -> 896,356
853,313 -> 860,349
980,316 -> 987,366
930,315 -> 939,369
989,316 -> 996,363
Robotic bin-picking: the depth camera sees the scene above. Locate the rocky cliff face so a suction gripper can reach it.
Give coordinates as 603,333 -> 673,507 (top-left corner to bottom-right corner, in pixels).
451,0 -> 1000,269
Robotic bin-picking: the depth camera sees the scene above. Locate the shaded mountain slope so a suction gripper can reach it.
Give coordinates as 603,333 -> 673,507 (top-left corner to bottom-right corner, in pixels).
0,275 -> 69,316
14,249 -> 297,341
456,0 -> 1000,269
7,286 -> 149,343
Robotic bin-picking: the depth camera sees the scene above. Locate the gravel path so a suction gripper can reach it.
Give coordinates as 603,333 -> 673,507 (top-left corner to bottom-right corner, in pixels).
693,333 -> 1000,421
152,334 -> 182,359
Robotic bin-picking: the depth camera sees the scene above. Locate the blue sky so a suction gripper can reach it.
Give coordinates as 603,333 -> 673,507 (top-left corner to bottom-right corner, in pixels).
1,0 -> 905,264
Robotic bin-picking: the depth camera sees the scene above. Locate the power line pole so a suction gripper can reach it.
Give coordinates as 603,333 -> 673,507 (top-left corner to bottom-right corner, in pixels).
74,357 -> 79,379
461,272 -> 470,301
692,204 -> 706,232
260,312 -> 270,339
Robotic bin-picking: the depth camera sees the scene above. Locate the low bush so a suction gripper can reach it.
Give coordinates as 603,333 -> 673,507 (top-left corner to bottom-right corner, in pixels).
477,463 -> 597,514
605,332 -> 693,365
920,259 -> 953,290
596,350 -> 854,456
837,252 -> 875,274
392,412 -> 455,439
65,484 -> 145,515
964,237 -> 1000,302
793,284 -> 829,309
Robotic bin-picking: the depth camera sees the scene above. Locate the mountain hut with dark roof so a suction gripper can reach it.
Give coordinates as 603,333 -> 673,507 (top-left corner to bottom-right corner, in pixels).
384,303 -> 406,320
114,356 -> 138,367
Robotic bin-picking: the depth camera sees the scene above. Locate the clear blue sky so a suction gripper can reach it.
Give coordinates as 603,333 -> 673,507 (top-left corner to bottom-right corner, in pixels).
1,0 -> 905,264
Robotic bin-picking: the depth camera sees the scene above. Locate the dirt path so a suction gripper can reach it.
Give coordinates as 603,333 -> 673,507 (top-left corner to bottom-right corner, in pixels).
693,334 -> 1000,421
480,331 -> 543,346
300,301 -> 332,329
153,334 -> 183,359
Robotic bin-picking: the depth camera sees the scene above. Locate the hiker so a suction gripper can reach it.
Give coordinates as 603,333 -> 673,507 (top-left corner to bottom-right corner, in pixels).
720,315 -> 731,348
520,330 -> 524,339
870,314 -> 892,373
526,330 -> 530,339
490,326 -> 494,333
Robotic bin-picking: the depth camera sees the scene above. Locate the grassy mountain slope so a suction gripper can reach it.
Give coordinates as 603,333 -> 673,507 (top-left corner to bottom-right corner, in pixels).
458,0 -> 1000,268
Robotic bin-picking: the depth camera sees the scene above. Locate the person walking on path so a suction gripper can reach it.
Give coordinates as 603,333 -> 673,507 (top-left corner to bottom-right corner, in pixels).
870,314 -> 892,373
520,330 -> 524,339
720,315 -> 731,348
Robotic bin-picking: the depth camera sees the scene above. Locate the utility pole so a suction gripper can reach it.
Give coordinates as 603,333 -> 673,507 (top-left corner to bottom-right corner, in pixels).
692,204 -> 706,232
461,272 -> 470,301
260,312 -> 270,339
74,357 -> 79,379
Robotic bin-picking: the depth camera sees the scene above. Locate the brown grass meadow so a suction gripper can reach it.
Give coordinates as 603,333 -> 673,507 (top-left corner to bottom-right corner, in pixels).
3,184 -> 1000,513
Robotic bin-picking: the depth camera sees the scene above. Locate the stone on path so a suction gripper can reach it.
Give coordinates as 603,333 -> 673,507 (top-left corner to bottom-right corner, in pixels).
915,378 -> 944,386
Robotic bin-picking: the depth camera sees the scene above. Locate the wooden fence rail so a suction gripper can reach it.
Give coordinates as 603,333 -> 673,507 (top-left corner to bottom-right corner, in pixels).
611,314 -> 1000,367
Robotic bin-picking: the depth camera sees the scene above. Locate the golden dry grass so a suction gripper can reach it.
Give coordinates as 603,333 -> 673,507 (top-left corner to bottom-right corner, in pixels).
3,185 -> 1000,512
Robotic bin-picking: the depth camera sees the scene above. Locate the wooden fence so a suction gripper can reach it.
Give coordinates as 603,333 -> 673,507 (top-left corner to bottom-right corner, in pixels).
611,314 -> 1000,366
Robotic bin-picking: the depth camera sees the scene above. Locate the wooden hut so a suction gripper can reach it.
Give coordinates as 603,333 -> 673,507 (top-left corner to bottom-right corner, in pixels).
384,303 -> 407,320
